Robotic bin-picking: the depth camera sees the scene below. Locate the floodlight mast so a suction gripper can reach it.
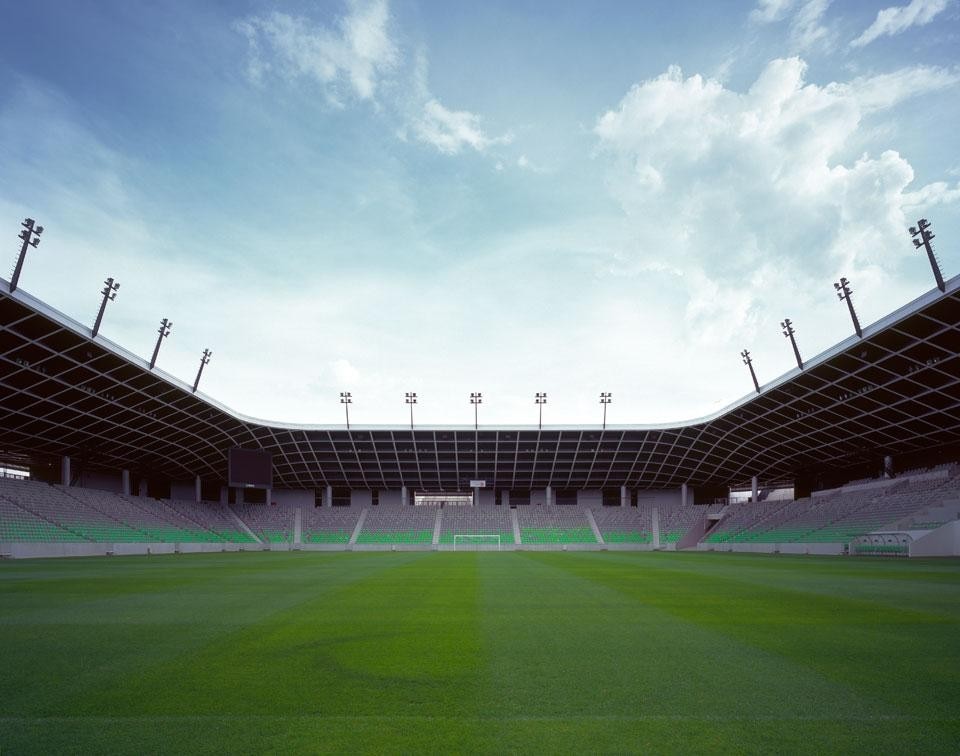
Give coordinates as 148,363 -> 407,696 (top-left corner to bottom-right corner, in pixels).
834,277 -> 862,338
741,349 -> 760,394
535,392 -> 547,430
470,392 -> 482,430
599,392 -> 612,429
909,219 -> 945,292
405,392 -> 417,430
91,277 -> 120,338
149,318 -> 172,369
340,391 -> 352,429
9,218 -> 43,293
781,318 -> 803,370
192,348 -> 212,393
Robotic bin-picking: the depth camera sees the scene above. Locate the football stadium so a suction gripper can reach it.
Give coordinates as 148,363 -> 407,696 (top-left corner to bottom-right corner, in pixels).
3,1 -> 960,753
1,229 -> 960,753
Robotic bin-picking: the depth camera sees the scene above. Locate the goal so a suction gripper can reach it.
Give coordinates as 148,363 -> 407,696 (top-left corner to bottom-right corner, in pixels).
453,534 -> 501,551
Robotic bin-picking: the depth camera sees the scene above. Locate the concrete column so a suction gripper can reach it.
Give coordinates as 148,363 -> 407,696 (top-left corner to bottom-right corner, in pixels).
502,490 -> 510,507
61,455 -> 71,487
194,475 -> 202,503
326,484 -> 333,508
652,506 -> 661,549
545,485 -> 552,506
121,469 -> 131,496
138,479 -> 148,497
884,455 -> 893,478
265,487 -> 272,505
237,487 -> 245,505
681,482 -> 688,508
621,485 -> 628,508
751,475 -> 759,504
219,486 -> 228,505
401,486 -> 409,507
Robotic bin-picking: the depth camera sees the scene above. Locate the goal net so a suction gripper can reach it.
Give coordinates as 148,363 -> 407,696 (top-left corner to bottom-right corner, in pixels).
453,534 -> 501,551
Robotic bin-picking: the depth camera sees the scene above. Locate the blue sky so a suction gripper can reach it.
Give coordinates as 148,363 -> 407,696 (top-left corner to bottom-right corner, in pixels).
1,0 -> 958,426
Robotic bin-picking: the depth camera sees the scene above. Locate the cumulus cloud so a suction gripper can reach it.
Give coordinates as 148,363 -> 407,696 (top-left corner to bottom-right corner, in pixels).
235,0 -> 398,103
851,0 -> 950,48
594,57 -> 960,343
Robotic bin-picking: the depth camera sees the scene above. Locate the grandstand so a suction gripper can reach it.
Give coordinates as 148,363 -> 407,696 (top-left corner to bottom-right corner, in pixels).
1,270 -> 960,559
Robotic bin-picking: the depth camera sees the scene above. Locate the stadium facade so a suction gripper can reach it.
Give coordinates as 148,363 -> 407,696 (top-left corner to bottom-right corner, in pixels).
2,272 -> 959,509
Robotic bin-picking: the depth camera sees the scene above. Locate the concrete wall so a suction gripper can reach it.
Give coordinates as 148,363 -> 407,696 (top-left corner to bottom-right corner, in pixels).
530,489 -> 547,506
910,521 -> 960,557
697,542 -> 844,555
170,480 -> 195,501
0,541 -> 251,559
637,489 -> 683,508
477,489 -> 495,506
379,489 -> 402,507
577,490 -> 602,508
75,471 -> 123,493
351,490 -> 373,507
273,489 -> 314,508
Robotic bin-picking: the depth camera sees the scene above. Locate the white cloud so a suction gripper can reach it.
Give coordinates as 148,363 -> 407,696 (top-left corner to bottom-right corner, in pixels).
235,0 -> 398,103
594,57 -> 960,354
236,4 -> 512,159
749,0 -> 834,51
851,0 -> 950,48
750,0 -> 797,24
789,0 -> 833,51
411,99 -> 511,155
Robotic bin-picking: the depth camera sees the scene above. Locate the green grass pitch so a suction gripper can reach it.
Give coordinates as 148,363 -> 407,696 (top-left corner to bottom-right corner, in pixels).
1,551 -> 959,754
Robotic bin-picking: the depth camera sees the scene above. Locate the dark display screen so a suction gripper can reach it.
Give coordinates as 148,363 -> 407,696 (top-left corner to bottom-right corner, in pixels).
228,448 -> 273,489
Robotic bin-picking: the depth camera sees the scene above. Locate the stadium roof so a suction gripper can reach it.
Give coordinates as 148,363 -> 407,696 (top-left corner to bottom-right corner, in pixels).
1,275 -> 959,491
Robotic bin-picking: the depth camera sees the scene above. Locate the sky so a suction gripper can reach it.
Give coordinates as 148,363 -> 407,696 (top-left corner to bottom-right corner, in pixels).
1,0 -> 959,427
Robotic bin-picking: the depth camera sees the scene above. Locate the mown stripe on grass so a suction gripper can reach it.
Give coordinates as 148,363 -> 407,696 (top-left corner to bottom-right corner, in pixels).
530,551 -> 960,719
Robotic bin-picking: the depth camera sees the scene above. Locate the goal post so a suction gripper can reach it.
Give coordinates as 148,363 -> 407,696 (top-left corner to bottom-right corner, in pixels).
453,534 -> 501,551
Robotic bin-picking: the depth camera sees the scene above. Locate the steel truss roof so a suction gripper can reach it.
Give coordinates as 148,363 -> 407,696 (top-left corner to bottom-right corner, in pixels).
1,276 -> 959,491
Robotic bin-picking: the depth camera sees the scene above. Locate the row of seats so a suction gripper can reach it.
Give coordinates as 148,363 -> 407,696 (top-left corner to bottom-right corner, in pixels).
0,477 -> 715,547
705,468 -> 960,545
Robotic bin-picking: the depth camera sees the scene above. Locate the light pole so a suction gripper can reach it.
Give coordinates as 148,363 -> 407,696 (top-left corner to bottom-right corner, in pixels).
834,277 -> 862,337
535,392 -> 547,430
909,219 -> 945,292
10,218 -> 43,293
599,392 -> 612,429
741,349 -> 760,393
92,277 -> 120,338
405,392 -> 417,430
781,318 -> 803,370
340,391 -> 352,429
192,348 -> 212,393
470,392 -> 482,430
149,318 -> 172,369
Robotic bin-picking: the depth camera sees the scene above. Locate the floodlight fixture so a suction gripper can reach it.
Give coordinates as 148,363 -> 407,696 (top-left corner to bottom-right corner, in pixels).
909,218 -> 945,292
470,391 -> 482,429
535,392 -> 547,430
340,391 -> 352,429
192,348 -> 212,393
10,217 -> 44,293
149,317 -> 172,370
741,349 -> 760,394
405,391 -> 417,429
91,277 -> 120,338
781,318 -> 803,370
834,277 -> 862,337
599,392 -> 612,429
